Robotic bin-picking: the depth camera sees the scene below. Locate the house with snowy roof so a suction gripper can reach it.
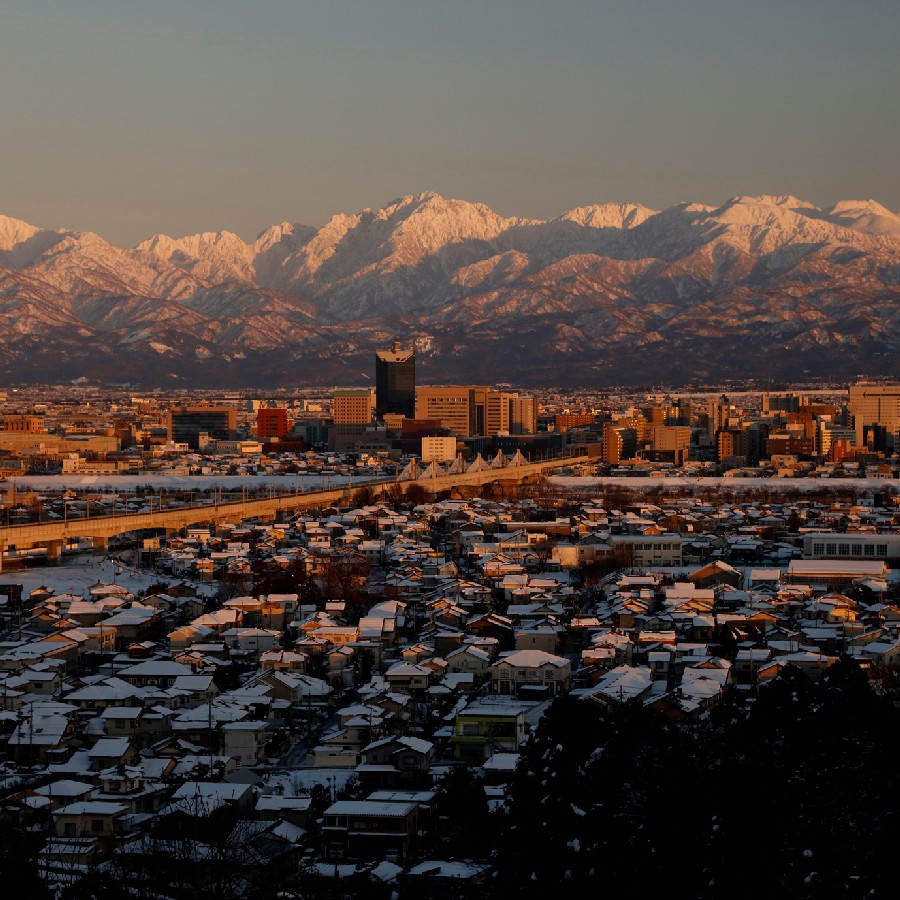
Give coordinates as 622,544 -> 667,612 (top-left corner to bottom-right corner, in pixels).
99,706 -> 173,747
445,645 -> 492,677
8,711 -> 77,766
450,700 -> 527,762
256,670 -> 334,707
51,799 -> 129,845
490,649 -> 571,697
88,737 -> 139,771
322,799 -> 419,861
854,639 -> 900,667
384,662 -> 433,695
582,665 -> 653,711
357,735 -> 435,786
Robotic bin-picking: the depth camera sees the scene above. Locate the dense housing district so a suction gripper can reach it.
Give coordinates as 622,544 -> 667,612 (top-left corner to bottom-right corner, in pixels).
0,481 -> 899,895
1,377 -> 900,897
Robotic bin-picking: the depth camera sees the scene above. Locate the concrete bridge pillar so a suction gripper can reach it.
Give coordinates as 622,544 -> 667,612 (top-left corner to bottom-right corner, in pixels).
92,536 -> 109,552
47,541 -> 64,562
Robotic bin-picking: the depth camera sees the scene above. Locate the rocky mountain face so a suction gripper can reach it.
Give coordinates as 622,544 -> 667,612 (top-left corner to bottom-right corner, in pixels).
1,192 -> 899,387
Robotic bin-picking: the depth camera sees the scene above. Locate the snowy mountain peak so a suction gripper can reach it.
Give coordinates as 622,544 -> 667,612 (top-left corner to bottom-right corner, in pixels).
253,221 -> 299,247
1,191 -> 899,388
0,214 -> 49,251
558,203 -> 657,230
727,194 -> 814,209
825,200 -> 900,239
138,229 -> 248,258
829,199 -> 895,218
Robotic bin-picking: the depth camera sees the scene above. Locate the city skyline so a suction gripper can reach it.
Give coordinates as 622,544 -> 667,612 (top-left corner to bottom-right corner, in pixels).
2,1 -> 899,246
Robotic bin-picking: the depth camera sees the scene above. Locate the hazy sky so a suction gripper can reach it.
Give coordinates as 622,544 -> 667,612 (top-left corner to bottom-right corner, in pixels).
2,0 -> 898,246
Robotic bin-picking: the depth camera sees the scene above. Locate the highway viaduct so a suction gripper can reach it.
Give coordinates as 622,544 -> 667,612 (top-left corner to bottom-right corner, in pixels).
0,456 -> 589,572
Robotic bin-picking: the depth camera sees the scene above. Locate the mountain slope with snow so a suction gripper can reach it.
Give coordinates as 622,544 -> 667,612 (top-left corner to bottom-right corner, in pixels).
1,193 -> 898,387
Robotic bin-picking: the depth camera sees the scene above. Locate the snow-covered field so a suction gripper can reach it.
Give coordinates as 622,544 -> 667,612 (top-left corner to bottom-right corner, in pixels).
265,767 -> 358,794
0,555 -> 216,600
5,473 -> 365,492
10,473 -> 887,497
549,476 -> 894,494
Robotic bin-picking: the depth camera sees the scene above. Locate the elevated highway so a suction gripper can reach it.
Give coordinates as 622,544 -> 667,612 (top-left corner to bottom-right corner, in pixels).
0,456 -> 589,571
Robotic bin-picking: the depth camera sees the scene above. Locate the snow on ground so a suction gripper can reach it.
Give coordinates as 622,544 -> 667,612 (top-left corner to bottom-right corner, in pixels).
14,472 -> 886,497
549,476 -> 892,493
6,474 -> 365,492
1,554 -> 216,599
265,767 -> 358,794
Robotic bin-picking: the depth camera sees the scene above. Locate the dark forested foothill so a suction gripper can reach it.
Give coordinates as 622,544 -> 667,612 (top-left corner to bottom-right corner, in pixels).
488,660 -> 900,900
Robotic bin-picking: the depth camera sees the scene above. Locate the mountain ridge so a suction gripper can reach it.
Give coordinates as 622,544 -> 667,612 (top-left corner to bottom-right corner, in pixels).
1,193 -> 899,387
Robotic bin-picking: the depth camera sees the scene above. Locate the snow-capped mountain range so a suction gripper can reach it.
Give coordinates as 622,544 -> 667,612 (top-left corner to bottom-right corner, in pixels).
1,192 -> 899,387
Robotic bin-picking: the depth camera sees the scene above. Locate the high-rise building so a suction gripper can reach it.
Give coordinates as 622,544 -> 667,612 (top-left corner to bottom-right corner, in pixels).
707,394 -> 732,442
416,386 -> 487,436
257,407 -> 290,440
510,396 -> 538,435
168,405 -> 237,450
415,386 -> 536,437
375,339 -> 416,419
763,392 -> 804,415
604,426 -> 637,464
652,425 -> 691,465
554,413 -> 594,432
718,428 -> 750,464
485,391 -> 511,435
332,389 -> 376,425
848,382 -> 900,453
818,420 -> 856,457
416,384 -> 537,436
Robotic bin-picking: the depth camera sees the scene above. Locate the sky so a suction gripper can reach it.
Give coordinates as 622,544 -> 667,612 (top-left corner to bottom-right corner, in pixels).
1,0 -> 898,247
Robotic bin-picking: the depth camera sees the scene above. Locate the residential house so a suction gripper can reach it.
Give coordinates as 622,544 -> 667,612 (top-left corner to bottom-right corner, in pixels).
490,649 -> 571,697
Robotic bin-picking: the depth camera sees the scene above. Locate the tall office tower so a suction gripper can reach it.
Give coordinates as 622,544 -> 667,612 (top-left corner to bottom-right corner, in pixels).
717,427 -> 750,464
848,382 -> 900,453
509,396 -> 538,435
668,398 -> 692,427
707,394 -> 731,442
818,420 -> 857,457
375,339 -> 416,419
332,389 -> 376,424
485,391 -> 512,435
168,405 -> 237,450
